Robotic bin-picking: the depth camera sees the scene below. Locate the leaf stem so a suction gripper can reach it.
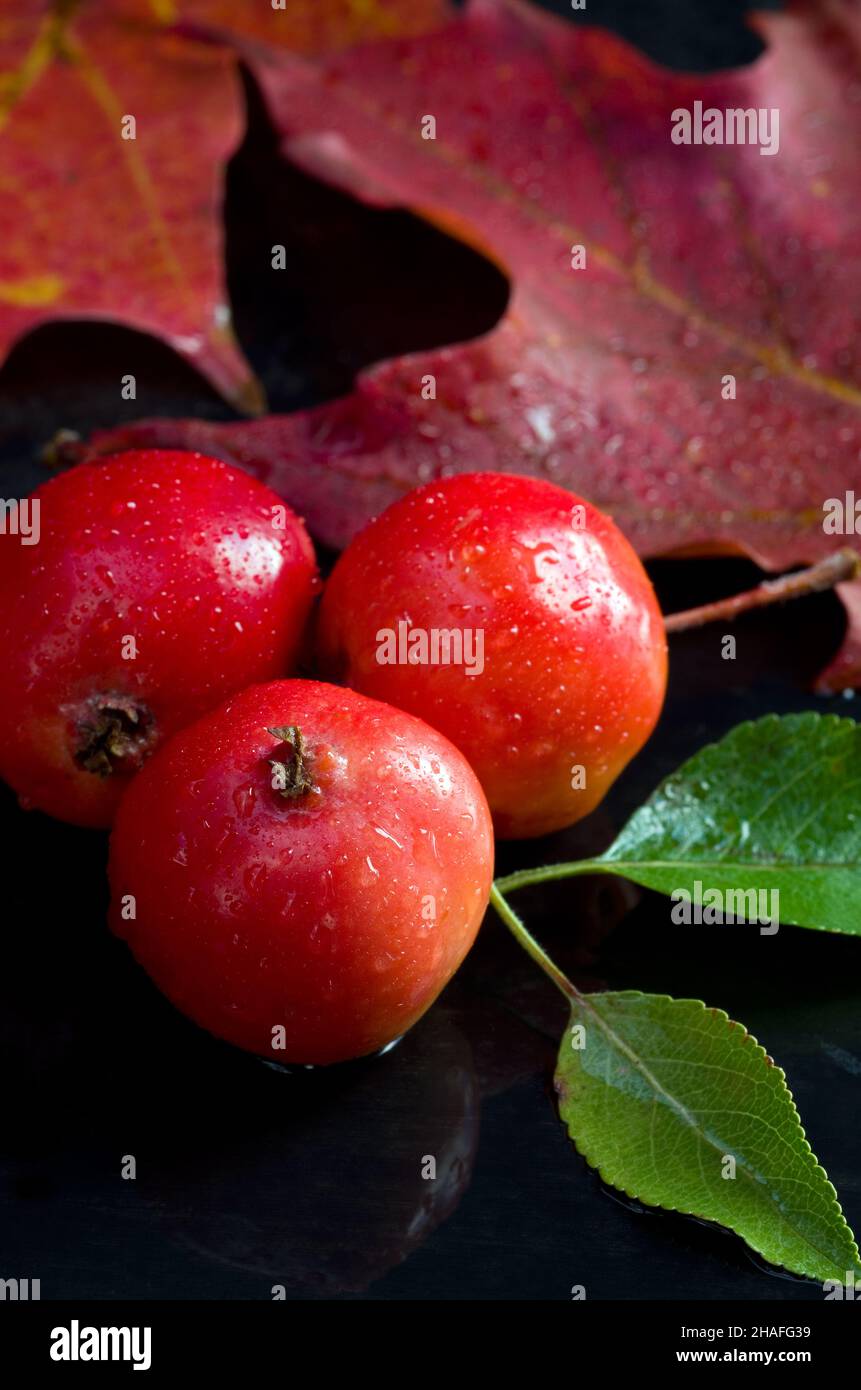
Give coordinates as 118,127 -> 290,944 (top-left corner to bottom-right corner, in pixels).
664,549 -> 861,634
489,883 -> 580,1000
494,861 -> 605,896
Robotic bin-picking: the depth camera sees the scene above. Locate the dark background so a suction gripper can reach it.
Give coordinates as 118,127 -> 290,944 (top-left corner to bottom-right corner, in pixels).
3,0 -> 859,1301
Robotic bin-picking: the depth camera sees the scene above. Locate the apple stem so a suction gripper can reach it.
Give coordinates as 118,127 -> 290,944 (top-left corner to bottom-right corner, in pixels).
267,725 -> 315,798
664,549 -> 861,634
489,884 -> 580,1000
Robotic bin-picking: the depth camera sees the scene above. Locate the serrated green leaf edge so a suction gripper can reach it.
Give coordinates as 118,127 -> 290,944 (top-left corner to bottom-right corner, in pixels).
556,989 -> 861,1285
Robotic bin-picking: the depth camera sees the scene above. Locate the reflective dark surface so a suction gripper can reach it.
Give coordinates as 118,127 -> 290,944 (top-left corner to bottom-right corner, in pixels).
2,0 -> 858,1301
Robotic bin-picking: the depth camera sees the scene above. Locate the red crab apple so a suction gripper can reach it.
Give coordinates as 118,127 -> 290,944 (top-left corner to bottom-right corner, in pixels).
0,449 -> 318,827
108,679 -> 494,1065
316,472 -> 668,838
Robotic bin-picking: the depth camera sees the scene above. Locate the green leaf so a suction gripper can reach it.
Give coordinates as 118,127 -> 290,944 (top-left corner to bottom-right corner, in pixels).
557,990 -> 861,1284
599,712 -> 861,934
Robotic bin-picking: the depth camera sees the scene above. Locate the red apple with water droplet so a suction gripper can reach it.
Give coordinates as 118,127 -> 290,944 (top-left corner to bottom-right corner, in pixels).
0,449 -> 318,826
316,473 -> 667,837
109,680 -> 494,1064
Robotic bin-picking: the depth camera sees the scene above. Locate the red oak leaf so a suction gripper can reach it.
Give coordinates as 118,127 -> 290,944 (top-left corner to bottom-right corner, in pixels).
89,0 -> 861,687
0,0 -> 446,410
0,1 -> 255,408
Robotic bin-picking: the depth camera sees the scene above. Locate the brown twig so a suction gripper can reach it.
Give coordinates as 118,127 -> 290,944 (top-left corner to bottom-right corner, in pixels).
664,549 -> 861,634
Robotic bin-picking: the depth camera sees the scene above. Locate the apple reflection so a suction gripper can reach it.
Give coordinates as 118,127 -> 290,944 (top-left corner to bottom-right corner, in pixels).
135,1010 -> 479,1294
